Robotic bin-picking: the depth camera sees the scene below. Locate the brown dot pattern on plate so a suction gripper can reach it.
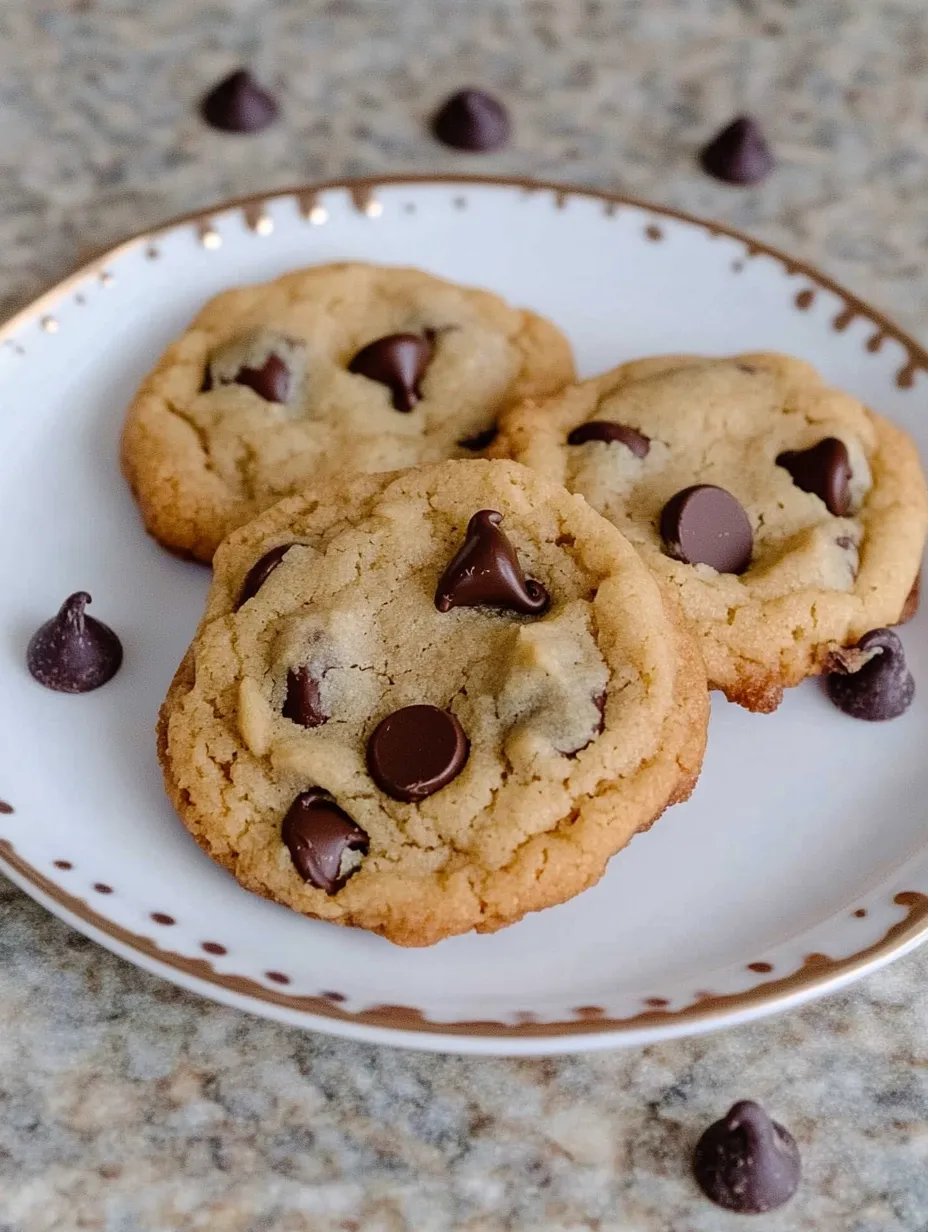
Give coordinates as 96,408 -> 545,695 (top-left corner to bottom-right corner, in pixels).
644,996 -> 669,1008
748,961 -> 774,973
53,860 -> 72,870
804,952 -> 831,968
573,1006 -> 605,1019
867,332 -> 884,353
94,883 -> 113,894
833,307 -> 855,331
322,990 -> 346,1003
202,941 -> 227,955
151,912 -> 175,925
645,224 -> 663,241
266,971 -> 291,985
795,289 -> 815,310
897,360 -> 919,389
0,801 -> 13,815
853,907 -> 868,918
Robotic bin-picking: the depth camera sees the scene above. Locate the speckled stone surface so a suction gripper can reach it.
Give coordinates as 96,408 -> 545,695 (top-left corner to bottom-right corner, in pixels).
3,2 -> 928,1229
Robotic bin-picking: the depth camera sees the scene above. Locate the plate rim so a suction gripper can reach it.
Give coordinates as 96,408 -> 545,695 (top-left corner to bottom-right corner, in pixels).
2,172 -> 928,1053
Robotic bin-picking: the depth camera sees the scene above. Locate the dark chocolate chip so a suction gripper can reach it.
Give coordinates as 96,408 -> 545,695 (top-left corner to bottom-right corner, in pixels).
699,116 -> 775,185
459,425 -> 499,451
435,510 -> 549,614
432,88 -> 510,151
230,354 -> 291,403
0,802 -> 13,815
348,333 -> 433,411
281,789 -> 369,894
660,486 -> 753,574
895,572 -> 920,626
367,705 -> 469,802
567,421 -> 650,456
565,691 -> 607,758
238,544 -> 297,608
200,69 -> 278,134
825,628 -> 915,720
776,438 -> 851,516
27,593 -> 123,694
693,1100 -> 800,1213
283,666 -> 327,728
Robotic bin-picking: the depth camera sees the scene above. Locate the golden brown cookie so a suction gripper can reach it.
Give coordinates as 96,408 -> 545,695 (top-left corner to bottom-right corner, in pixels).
494,353 -> 928,712
121,263 -> 574,561
158,460 -> 708,946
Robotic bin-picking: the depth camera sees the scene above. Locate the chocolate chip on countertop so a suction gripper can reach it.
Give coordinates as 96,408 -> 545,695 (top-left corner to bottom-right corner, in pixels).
27,592 -> 123,694
348,333 -> 434,412
693,1100 -> 801,1213
283,666 -> 328,728
238,544 -> 298,608
282,789 -> 369,893
367,705 -> 469,802
825,628 -> 915,720
660,485 -> 753,574
435,510 -> 549,614
776,438 -> 851,516
567,421 -> 650,456
699,116 -> 775,186
432,88 -> 510,151
200,69 -> 278,133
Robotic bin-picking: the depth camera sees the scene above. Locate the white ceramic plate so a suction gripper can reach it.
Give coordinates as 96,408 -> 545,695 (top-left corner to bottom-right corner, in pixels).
2,176 -> 927,1056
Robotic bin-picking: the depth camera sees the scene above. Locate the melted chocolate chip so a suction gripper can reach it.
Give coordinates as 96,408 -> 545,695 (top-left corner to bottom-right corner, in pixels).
693,1100 -> 800,1213
432,88 -> 510,151
283,666 -> 327,728
567,421 -> 650,456
229,354 -> 291,403
435,510 -> 549,615
660,486 -> 753,574
777,438 -> 851,516
565,691 -> 607,758
200,69 -> 279,133
27,593 -> 123,694
238,544 -> 297,608
348,333 -> 433,411
281,789 -> 368,893
825,628 -> 915,720
367,705 -> 469,802
459,425 -> 499,451
699,116 -> 775,185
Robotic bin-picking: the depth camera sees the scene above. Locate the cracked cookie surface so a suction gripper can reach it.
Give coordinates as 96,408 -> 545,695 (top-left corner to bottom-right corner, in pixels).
121,263 -> 574,560
158,460 -> 708,946
495,353 -> 928,711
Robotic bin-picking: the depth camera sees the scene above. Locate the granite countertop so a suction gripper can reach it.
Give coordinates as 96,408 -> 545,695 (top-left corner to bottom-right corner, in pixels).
3,2 -> 928,1229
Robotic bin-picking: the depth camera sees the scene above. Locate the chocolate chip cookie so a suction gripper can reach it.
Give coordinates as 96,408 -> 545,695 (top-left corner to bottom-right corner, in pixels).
158,459 -> 708,946
121,263 -> 574,560
494,353 -> 928,711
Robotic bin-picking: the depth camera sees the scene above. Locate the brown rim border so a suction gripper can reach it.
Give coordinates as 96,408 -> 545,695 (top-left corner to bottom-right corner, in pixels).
2,173 -> 928,1043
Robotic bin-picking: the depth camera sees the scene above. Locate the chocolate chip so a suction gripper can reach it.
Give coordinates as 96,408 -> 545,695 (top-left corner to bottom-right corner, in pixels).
367,705 -> 469,802
348,333 -> 433,411
777,438 -> 851,516
283,666 -> 327,728
459,425 -> 499,451
228,354 -> 291,403
435,510 -> 549,615
27,593 -> 123,694
432,88 -> 510,151
699,116 -> 775,185
825,628 -> 915,720
281,789 -> 369,893
895,572 -> 920,625
565,691 -> 607,758
200,69 -> 278,134
660,486 -> 753,574
567,421 -> 650,456
693,1101 -> 800,1213
238,544 -> 296,608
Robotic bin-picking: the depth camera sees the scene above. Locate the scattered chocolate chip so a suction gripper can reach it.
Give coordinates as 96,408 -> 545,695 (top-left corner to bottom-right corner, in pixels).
348,333 -> 433,411
227,354 -> 291,403
238,544 -> 297,608
283,666 -> 327,728
435,510 -> 549,614
660,486 -> 753,574
282,789 -> 369,894
432,88 -> 510,151
0,802 -> 13,815
825,628 -> 915,720
459,425 -> 499,451
693,1100 -> 800,1213
895,572 -> 920,625
200,69 -> 279,134
699,116 -> 775,185
567,421 -> 650,456
367,705 -> 469,802
27,593 -> 123,694
777,438 -> 851,516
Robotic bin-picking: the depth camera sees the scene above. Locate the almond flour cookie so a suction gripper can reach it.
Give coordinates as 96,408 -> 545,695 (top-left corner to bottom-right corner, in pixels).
122,263 -> 574,561
158,460 -> 708,946
495,353 -> 928,712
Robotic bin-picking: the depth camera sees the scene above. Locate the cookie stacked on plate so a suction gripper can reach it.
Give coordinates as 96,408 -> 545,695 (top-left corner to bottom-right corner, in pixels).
126,264 -> 927,945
